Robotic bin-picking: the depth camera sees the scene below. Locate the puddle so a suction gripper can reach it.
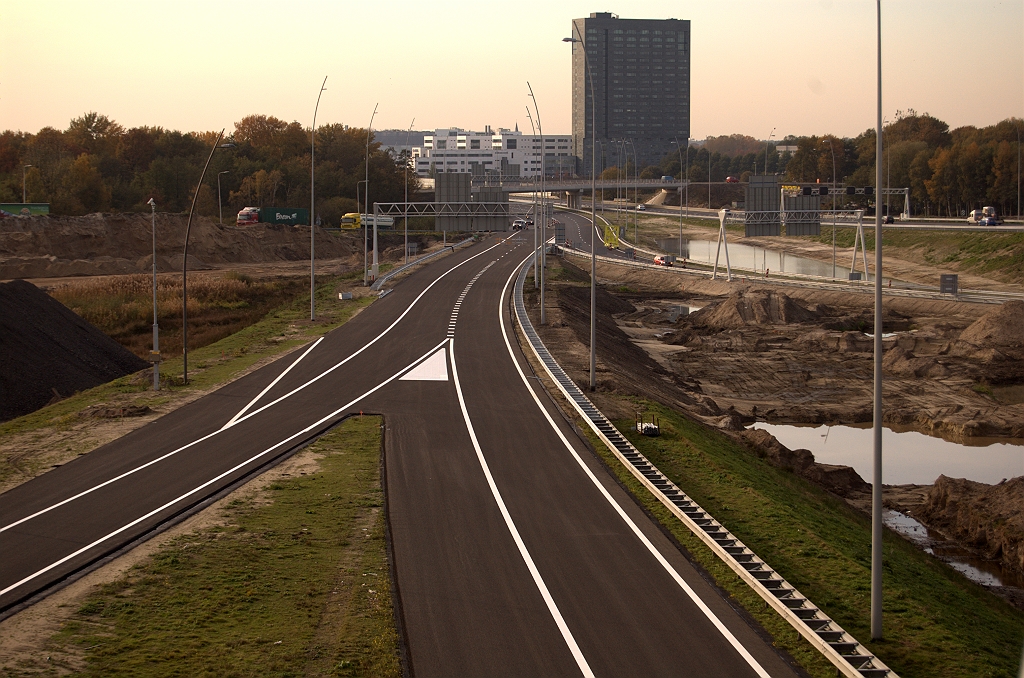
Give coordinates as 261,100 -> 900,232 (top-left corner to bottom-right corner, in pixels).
750,422 -> 1024,485
885,509 -> 1024,589
656,237 -> 873,280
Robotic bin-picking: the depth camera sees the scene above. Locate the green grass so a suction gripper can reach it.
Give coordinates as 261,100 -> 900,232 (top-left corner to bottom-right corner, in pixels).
46,415 -> 399,678
580,399 -> 1024,678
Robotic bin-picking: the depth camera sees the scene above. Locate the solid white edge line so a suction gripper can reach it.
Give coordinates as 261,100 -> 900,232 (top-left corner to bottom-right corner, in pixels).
0,241 -> 504,535
498,255 -> 772,678
1,339 -> 449,599
448,335 -> 595,678
221,336 -> 324,430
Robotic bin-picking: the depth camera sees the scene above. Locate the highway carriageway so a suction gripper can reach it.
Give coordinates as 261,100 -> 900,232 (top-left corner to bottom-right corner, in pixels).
0,233 -> 799,676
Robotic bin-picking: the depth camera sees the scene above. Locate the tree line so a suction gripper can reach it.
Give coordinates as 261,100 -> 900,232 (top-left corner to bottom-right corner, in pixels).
648,112 -> 1021,218
0,113 -> 416,226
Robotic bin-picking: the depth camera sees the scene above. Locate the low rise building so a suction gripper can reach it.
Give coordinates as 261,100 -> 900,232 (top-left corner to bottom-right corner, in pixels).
412,126 -> 575,179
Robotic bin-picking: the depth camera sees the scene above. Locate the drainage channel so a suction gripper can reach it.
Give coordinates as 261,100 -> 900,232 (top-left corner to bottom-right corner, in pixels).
512,260 -> 896,678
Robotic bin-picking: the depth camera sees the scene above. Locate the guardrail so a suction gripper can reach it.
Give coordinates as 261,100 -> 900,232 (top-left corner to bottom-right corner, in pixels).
512,258 -> 897,678
559,243 -> 1022,306
369,237 -> 475,291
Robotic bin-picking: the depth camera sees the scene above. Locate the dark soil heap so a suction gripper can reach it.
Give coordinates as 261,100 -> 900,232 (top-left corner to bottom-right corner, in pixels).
0,279 -> 148,422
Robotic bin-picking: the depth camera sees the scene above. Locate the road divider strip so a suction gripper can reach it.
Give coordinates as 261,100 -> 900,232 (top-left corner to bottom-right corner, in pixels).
1,240 -> 505,536
221,337 -> 324,430
509,256 -> 896,678
1,339 -> 450,601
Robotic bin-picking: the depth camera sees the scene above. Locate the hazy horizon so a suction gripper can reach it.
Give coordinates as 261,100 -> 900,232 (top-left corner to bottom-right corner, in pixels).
3,1 -> 1021,140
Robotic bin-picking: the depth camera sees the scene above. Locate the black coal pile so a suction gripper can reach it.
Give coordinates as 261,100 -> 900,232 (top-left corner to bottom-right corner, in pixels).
0,279 -> 148,422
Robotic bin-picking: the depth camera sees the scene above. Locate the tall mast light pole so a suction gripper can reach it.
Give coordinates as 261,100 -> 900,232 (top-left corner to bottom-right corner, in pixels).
405,117 -> 415,265
364,104 -> 378,286
217,171 -> 229,225
22,165 -> 32,204
564,26 -> 596,389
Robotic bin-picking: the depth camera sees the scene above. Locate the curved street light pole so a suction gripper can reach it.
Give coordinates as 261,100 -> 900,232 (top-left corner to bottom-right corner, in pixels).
311,76 -> 327,321
182,129 -> 226,384
564,28 -> 597,389
364,104 -> 378,286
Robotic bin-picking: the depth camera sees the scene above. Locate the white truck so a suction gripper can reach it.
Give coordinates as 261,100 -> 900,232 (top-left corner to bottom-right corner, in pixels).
967,206 -> 1002,225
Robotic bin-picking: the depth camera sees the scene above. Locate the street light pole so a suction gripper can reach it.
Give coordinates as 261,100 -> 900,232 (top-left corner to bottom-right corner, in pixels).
825,139 -> 837,278
311,75 -> 327,321
871,0 -> 885,642
526,107 -> 539,289
217,171 -> 229,225
528,81 -> 546,325
148,198 -> 160,391
22,165 -> 32,203
364,104 -> 378,286
765,127 -> 776,175
674,138 -> 684,257
564,26 -> 597,389
182,129 -> 226,385
405,117 -> 415,265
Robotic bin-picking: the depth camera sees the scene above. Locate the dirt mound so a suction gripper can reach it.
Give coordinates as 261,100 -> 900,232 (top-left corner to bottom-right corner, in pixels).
919,475 -> 1024,577
0,280 -> 149,422
957,300 -> 1024,349
688,289 -> 817,329
740,428 -> 871,500
0,213 -> 358,280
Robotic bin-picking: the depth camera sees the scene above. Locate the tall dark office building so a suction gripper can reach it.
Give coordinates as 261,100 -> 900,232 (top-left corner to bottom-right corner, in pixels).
570,12 -> 690,176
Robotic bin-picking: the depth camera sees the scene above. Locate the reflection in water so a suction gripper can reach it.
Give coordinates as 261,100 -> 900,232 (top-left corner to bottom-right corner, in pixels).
750,422 -> 1024,485
656,237 -> 873,281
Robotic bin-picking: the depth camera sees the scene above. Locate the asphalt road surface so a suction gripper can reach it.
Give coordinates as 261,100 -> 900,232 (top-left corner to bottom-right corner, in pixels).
0,233 -> 799,677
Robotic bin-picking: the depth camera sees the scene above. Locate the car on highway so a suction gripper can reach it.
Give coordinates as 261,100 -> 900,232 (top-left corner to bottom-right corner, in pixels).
653,255 -> 674,266
725,176 -> 740,183
979,216 -> 1000,226
512,219 -> 527,230
883,215 -> 894,224
636,204 -> 646,211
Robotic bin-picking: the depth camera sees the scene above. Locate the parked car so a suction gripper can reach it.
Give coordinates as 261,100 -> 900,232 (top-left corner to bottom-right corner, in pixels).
653,255 -> 675,266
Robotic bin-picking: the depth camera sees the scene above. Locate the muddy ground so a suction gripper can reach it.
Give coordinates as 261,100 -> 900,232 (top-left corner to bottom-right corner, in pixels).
526,255 -> 1024,592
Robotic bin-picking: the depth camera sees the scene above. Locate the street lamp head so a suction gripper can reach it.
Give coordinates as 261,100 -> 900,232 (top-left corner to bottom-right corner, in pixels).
218,143 -> 236,149
562,37 -> 579,43
147,198 -> 155,207
219,170 -> 230,175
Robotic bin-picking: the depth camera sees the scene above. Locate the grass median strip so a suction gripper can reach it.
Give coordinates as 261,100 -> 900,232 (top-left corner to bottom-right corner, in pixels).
44,414 -> 400,677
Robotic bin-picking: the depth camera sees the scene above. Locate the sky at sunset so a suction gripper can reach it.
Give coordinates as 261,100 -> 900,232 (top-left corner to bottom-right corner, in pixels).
3,0 -> 1022,141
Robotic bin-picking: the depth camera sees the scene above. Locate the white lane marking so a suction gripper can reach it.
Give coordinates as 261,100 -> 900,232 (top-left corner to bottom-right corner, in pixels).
0,242 -> 504,535
447,259 -> 496,338
497,256 -> 772,678
1,339 -> 449,598
449,337 -> 595,678
221,337 -> 324,430
399,347 -> 448,381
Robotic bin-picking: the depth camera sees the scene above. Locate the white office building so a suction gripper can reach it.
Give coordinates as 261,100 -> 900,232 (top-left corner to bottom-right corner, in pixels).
412,126 -> 575,179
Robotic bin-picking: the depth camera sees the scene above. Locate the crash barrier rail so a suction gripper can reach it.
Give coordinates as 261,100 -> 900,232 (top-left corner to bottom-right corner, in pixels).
559,243 -> 1023,306
512,258 -> 897,678
370,237 -> 475,291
